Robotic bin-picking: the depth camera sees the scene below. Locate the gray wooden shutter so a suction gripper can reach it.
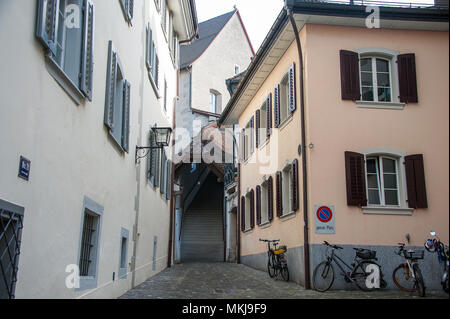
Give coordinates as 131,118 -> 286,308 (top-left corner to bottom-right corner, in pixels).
250,116 -> 254,154
104,41 -> 117,129
166,160 -> 172,200
250,189 -> 255,229
122,80 -> 131,152
345,151 -> 367,206
340,50 -> 361,101
268,176 -> 274,221
398,53 -> 418,103
240,196 -> 246,232
80,0 -> 95,101
291,159 -> 299,212
276,171 -> 283,217
149,131 -> 158,186
155,54 -> 160,88
288,62 -> 297,113
36,0 -> 59,55
155,148 -> 161,188
255,110 -> 260,148
266,93 -> 272,137
405,154 -> 428,208
274,85 -> 280,128
256,185 -> 261,226
146,24 -> 152,71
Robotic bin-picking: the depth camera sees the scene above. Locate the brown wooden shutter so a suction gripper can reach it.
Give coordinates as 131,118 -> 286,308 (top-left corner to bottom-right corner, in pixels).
274,85 -> 281,128
256,185 -> 261,226
276,171 -> 283,217
268,176 -> 274,221
291,159 -> 299,212
266,93 -> 272,137
255,110 -> 260,148
250,116 -> 255,154
340,50 -> 361,101
345,151 -> 367,206
405,154 -> 428,208
398,53 -> 418,103
250,189 -> 255,229
288,62 -> 297,113
240,196 -> 246,232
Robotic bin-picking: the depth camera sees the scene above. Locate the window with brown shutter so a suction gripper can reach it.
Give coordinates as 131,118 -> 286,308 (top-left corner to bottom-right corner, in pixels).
405,154 -> 428,208
291,159 -> 299,212
276,171 -> 283,217
340,50 -> 361,101
398,53 -> 418,103
240,196 -> 246,232
266,93 -> 272,137
345,151 -> 367,206
256,186 -> 261,226
274,85 -> 280,128
268,176 -> 274,221
250,189 -> 255,229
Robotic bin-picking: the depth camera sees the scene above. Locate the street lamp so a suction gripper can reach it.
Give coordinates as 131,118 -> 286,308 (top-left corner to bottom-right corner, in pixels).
135,126 -> 172,164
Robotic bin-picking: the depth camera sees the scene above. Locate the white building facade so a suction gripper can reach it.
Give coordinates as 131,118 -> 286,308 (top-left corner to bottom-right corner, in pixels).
0,0 -> 197,299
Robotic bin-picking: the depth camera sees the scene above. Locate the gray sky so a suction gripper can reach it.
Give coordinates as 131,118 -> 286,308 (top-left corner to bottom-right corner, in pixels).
195,0 -> 435,52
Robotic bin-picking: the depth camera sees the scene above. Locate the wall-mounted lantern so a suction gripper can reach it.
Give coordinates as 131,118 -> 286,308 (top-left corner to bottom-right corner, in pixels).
135,126 -> 172,164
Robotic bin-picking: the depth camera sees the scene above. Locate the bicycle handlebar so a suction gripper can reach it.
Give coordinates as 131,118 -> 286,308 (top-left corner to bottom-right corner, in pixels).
259,239 -> 280,243
323,241 -> 343,250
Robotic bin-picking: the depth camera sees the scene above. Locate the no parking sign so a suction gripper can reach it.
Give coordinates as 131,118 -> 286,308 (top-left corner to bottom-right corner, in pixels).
314,205 -> 335,234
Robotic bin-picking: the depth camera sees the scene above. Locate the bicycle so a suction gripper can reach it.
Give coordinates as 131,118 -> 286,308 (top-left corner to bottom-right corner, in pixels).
313,241 -> 386,292
259,239 -> 289,282
392,243 -> 426,297
425,231 -> 449,293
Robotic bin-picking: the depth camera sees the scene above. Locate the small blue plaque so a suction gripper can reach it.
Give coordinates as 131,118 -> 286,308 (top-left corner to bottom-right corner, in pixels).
18,156 -> 31,181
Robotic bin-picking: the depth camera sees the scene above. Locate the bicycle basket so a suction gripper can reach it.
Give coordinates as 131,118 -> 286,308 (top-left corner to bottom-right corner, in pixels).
356,249 -> 376,260
403,250 -> 424,260
274,245 -> 287,255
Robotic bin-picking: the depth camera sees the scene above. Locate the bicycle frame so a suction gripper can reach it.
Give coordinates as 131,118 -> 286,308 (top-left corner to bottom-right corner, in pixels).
327,248 -> 367,283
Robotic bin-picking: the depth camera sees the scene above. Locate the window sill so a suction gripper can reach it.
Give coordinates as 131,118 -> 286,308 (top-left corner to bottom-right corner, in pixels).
108,130 -> 127,154
278,114 -> 293,131
356,101 -> 405,110
362,206 -> 413,215
76,276 -> 98,291
45,54 -> 85,105
258,220 -> 271,229
280,211 -> 296,221
259,137 -> 269,150
243,228 -> 253,234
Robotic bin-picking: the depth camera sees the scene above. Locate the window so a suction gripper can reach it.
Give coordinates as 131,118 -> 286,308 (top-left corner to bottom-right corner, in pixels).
360,57 -> 392,102
119,0 -> 134,23
279,74 -> 289,123
274,64 -> 296,128
366,156 -> 400,206
276,160 -> 299,218
260,182 -> 269,224
258,101 -> 267,146
146,24 -> 160,92
161,0 -> 169,37
118,228 -> 129,279
282,165 -> 292,216
154,0 -> 161,11
210,92 -> 218,114
77,196 -> 103,290
36,0 -> 95,103
163,79 -> 168,112
235,65 -> 240,75
242,189 -> 254,231
104,41 -> 131,153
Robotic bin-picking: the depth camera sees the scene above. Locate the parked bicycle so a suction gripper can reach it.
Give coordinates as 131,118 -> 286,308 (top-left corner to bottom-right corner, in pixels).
392,243 -> 426,297
259,239 -> 289,282
313,241 -> 386,292
425,231 -> 449,293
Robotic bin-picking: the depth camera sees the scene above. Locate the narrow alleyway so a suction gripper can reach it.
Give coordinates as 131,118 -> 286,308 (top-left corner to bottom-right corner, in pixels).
119,263 -> 448,299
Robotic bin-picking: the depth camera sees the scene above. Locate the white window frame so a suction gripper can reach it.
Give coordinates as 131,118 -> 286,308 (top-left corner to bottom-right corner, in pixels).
279,73 -> 290,124
260,180 -> 270,225
259,101 -> 267,146
355,48 -> 405,110
244,190 -> 252,232
281,161 -> 293,217
361,148 -> 413,215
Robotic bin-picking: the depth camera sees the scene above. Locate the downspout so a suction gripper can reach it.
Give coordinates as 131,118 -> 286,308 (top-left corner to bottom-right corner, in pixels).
168,96 -> 177,268
287,6 -> 311,290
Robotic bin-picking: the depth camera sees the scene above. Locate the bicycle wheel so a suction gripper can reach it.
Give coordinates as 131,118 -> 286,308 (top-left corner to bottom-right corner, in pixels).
353,261 -> 382,291
267,254 -> 276,278
393,263 -> 416,292
280,264 -> 289,282
413,264 -> 426,297
313,261 -> 334,292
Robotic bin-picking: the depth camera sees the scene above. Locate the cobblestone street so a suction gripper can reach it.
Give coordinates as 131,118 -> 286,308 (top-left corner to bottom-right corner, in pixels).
120,263 -> 448,299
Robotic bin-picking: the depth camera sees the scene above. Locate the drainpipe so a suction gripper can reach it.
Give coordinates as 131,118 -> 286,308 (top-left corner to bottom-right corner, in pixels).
287,6 -> 311,290
168,96 -> 177,268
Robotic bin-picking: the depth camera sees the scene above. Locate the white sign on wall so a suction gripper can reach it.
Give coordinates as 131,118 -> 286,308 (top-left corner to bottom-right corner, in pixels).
314,205 -> 335,234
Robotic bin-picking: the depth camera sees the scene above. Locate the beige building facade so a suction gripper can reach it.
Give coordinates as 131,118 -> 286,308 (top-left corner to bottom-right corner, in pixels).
220,0 -> 449,289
